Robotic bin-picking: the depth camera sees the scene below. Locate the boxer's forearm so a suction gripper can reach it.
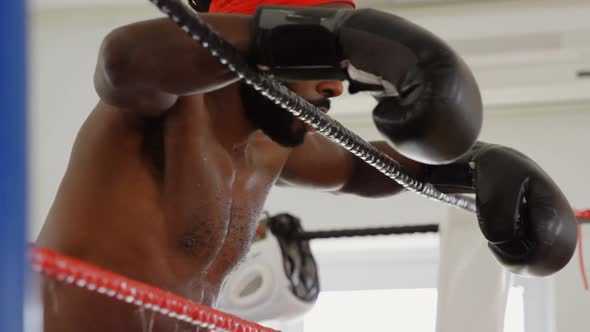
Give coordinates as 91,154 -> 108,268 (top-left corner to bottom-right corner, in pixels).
339,141 -> 423,198
94,15 -> 252,115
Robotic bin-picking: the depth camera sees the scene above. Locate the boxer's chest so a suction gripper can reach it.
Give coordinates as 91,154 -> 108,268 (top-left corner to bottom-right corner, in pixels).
144,105 -> 287,273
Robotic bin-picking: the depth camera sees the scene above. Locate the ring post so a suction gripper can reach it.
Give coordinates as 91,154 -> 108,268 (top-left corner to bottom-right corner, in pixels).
0,1 -> 28,331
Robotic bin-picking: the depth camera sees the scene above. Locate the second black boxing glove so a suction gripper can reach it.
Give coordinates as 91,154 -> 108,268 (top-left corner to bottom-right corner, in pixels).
425,142 -> 578,276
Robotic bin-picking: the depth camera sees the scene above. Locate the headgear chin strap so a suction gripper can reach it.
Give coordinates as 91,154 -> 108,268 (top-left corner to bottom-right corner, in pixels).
217,214 -> 319,322
209,0 -> 355,15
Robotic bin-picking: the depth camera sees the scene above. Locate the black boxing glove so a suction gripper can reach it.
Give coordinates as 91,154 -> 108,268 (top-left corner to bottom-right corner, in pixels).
253,6 -> 482,164
425,142 -> 577,276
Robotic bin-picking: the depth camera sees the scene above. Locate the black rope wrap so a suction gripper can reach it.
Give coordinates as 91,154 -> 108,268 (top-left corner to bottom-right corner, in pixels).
292,224 -> 439,240
149,0 -> 477,212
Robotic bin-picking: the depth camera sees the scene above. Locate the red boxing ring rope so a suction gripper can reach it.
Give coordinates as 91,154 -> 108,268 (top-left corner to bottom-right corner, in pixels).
577,209 -> 590,290
30,246 -> 280,332
29,210 -> 590,329
578,209 -> 590,220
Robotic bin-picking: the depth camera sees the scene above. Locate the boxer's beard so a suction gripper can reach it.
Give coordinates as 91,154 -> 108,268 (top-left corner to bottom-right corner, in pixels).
239,83 -> 330,148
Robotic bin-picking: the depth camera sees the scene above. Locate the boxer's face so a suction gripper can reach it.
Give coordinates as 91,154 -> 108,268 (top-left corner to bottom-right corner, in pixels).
240,80 -> 342,147
287,79 -> 343,132
241,1 -> 352,148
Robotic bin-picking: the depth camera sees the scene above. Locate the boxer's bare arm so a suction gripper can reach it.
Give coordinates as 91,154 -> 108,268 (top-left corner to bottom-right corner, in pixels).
279,134 -> 422,197
94,14 -> 252,116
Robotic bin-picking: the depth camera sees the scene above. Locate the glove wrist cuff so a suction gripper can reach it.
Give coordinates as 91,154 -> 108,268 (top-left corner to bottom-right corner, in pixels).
424,163 -> 476,194
253,5 -> 348,81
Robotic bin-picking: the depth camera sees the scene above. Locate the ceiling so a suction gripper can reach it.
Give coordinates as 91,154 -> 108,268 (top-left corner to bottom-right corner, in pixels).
30,0 -> 590,110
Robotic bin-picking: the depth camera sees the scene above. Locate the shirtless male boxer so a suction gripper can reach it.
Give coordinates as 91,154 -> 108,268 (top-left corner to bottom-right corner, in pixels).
37,0 -> 577,331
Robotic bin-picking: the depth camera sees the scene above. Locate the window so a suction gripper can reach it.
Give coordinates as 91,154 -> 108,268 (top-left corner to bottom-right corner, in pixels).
303,287 -> 524,332
304,289 -> 437,332
259,236 -> 549,332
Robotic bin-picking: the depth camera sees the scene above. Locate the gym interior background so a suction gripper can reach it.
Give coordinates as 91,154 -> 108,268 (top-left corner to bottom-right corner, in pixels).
28,0 -> 590,331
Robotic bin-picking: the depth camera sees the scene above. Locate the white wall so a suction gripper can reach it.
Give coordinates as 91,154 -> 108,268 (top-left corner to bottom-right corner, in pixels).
29,1 -> 590,331
29,5 -> 160,233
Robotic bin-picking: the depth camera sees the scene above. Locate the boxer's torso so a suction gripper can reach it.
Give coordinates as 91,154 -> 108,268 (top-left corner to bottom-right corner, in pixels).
37,83 -> 290,332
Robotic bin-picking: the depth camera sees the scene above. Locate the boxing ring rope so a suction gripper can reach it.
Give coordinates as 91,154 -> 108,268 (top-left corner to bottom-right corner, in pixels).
149,0 -> 477,212
30,246 -> 280,332
292,223 -> 439,240
28,210 -> 590,332
577,210 -> 590,290
578,210 -> 590,220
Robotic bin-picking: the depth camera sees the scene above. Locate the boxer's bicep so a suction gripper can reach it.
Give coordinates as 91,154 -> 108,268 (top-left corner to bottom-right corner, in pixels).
280,137 -> 422,197
339,141 -> 422,197
279,134 -> 355,191
95,15 -> 252,116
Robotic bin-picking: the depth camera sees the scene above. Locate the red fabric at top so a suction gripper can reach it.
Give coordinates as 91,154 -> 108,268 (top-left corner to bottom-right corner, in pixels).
209,0 -> 355,15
